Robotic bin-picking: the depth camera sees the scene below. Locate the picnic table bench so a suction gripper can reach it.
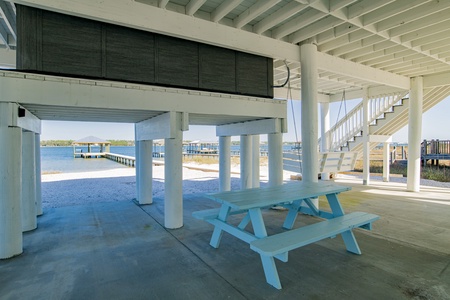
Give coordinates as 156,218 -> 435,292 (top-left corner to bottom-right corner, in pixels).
193,181 -> 379,289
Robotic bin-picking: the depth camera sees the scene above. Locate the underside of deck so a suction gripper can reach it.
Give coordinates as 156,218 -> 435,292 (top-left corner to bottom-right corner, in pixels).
1,177 -> 448,299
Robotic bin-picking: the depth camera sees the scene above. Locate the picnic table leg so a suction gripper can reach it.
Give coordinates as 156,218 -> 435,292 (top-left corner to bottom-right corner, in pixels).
340,230 -> 362,254
260,255 -> 282,289
326,193 -> 362,254
210,205 -> 231,248
248,208 -> 282,289
248,208 -> 267,238
238,213 -> 251,230
282,200 -> 302,229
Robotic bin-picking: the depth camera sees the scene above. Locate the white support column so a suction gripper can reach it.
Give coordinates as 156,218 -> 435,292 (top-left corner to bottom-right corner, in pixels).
320,102 -> 330,180
301,42 -> 320,209
22,131 -> 37,232
300,42 -> 319,185
138,140 -> 153,205
240,135 -> 253,189
362,88 -> 370,186
252,135 -> 260,188
164,128 -> 183,229
135,139 -> 141,202
0,124 -> 23,259
219,136 -> 231,192
383,142 -> 390,182
268,132 -> 283,187
407,76 -> 423,192
35,133 -> 43,216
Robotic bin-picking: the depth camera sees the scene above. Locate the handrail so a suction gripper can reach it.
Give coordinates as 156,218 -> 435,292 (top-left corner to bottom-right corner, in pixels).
322,91 -> 408,151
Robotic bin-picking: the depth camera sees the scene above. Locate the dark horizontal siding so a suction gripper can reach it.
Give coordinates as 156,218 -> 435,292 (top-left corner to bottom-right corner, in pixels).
41,10 -> 103,77
16,5 -> 273,98
105,24 -> 155,83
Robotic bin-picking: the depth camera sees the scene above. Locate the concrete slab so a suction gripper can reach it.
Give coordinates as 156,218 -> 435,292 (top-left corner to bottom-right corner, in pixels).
1,178 -> 450,299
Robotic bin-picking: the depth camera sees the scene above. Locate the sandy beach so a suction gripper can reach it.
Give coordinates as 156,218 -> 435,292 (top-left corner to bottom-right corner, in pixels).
41,163 -> 297,208
42,162 -> 450,209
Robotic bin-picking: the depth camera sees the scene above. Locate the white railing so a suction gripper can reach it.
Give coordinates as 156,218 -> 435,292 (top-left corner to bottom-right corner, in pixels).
323,92 -> 408,151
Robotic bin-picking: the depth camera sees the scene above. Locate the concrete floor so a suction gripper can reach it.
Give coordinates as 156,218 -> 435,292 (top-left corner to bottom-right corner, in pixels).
1,177 -> 449,299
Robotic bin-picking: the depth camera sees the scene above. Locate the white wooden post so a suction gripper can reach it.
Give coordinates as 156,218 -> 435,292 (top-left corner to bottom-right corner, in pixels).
240,134 -> 253,189
300,42 -> 319,185
22,131 -> 37,232
407,76 -> 423,192
362,88 -> 370,186
320,102 -> 330,180
138,140 -> 153,204
219,136 -> 231,192
135,138 -> 141,202
164,128 -> 183,229
35,133 -> 43,216
383,142 -> 390,182
0,114 -> 23,258
268,132 -> 283,187
252,135 -> 260,188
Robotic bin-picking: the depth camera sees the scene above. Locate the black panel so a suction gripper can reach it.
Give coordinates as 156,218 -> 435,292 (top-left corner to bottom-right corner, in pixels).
105,24 -> 155,83
41,11 -> 102,77
236,52 -> 269,97
156,36 -> 199,88
267,58 -> 274,98
16,5 -> 41,70
16,6 -> 274,98
199,44 -> 236,93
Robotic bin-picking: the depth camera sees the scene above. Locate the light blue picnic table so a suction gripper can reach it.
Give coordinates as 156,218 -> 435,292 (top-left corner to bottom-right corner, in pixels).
193,181 -> 379,289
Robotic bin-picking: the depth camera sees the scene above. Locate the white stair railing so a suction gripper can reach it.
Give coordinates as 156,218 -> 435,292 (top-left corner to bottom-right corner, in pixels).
323,92 -> 408,151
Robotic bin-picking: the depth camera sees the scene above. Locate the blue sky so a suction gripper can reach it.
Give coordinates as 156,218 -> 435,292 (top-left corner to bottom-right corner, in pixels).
41,96 -> 450,143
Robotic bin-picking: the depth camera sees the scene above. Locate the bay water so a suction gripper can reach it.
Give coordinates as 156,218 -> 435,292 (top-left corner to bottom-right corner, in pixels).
41,144 -> 295,173
41,146 -> 135,173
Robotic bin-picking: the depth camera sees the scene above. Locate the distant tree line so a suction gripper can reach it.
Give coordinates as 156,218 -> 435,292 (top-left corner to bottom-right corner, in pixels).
40,140 -> 135,146
40,140 -> 74,146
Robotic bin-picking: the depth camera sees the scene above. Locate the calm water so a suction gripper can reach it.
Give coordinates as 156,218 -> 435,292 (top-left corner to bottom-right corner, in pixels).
41,146 -> 135,173
41,145 -> 295,173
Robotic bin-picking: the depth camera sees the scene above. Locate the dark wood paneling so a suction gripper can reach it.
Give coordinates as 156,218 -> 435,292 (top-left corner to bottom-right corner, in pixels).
199,44 -> 236,93
267,58 -> 274,98
236,52 -> 269,97
156,35 -> 199,88
16,6 -> 274,98
16,5 -> 41,70
105,24 -> 155,83
41,10 -> 103,77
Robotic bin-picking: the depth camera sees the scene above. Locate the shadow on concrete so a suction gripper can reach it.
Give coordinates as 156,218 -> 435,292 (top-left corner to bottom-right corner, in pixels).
1,177 -> 449,299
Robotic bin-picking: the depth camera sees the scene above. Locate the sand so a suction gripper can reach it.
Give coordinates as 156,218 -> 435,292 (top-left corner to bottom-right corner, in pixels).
42,163 -> 450,209
41,163 -> 295,208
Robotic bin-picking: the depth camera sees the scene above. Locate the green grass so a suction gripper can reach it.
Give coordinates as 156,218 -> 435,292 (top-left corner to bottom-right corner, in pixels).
354,160 -> 450,182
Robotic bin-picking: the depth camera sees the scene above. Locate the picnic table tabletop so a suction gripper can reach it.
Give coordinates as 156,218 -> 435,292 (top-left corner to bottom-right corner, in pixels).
204,181 -> 351,210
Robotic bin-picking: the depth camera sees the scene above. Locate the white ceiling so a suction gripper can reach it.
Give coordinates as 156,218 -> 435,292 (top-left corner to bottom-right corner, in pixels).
3,0 -> 450,102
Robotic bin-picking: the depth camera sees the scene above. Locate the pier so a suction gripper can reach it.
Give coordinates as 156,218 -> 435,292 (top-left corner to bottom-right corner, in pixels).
421,139 -> 450,165
104,153 -> 136,167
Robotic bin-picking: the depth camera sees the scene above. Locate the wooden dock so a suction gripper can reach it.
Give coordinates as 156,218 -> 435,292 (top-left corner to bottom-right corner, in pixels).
80,153 -> 104,159
421,139 -> 450,165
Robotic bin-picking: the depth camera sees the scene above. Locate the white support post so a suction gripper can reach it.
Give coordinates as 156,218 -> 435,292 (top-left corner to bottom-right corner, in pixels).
268,132 -> 283,187
0,123 -> 23,259
320,102 -> 330,180
135,139 -> 141,202
240,135 -> 253,189
164,126 -> 183,229
22,131 -> 37,232
138,140 -> 153,205
219,136 -> 231,192
362,88 -> 370,186
252,135 -> 260,188
35,133 -> 42,216
407,77 -> 423,192
300,42 -> 319,187
383,142 -> 390,182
